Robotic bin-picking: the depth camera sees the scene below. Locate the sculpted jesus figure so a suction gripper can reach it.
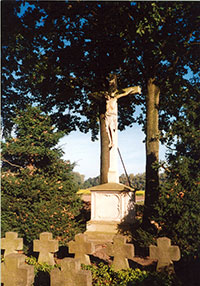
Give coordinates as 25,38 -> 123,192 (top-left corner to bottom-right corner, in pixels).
89,74 -> 141,183
105,95 -> 118,148
105,74 -> 141,149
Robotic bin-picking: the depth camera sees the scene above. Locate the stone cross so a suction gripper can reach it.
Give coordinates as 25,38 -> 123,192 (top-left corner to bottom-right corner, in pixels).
92,74 -> 141,183
149,237 -> 181,271
68,233 -> 95,265
50,257 -> 92,286
1,253 -> 35,286
1,232 -> 23,257
105,234 -> 135,270
33,232 -> 58,265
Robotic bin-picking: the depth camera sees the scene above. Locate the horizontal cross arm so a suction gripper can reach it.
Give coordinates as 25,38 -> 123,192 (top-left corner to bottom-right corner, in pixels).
116,86 -> 141,99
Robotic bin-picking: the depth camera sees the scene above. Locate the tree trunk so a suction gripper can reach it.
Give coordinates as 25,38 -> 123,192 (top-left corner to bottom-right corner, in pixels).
99,101 -> 110,184
143,78 -> 160,227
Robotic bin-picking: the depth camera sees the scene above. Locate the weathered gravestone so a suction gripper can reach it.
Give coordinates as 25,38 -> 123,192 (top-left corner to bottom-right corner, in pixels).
1,253 -> 34,286
33,232 -> 58,265
68,233 -> 95,265
50,258 -> 92,286
105,234 -> 135,270
1,232 -> 23,257
149,237 -> 181,271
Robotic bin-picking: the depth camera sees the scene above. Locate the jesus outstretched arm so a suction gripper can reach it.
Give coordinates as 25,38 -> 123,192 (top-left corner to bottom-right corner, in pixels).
115,86 -> 141,99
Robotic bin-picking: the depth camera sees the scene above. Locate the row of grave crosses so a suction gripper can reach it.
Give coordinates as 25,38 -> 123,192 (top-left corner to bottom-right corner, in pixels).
1,231 -> 181,286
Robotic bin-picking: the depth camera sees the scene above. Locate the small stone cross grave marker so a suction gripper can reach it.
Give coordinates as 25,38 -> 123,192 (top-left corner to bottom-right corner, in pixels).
1,253 -> 34,286
105,234 -> 135,270
68,233 -> 95,265
50,257 -> 92,286
1,232 -> 23,257
33,232 -> 58,265
149,237 -> 181,271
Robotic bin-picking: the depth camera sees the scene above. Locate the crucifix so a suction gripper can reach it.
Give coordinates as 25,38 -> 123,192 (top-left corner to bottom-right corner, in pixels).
90,74 -> 141,184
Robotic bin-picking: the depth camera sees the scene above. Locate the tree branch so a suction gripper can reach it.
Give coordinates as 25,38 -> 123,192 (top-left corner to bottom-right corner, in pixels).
2,158 -> 22,168
167,32 -> 193,73
160,162 -> 171,173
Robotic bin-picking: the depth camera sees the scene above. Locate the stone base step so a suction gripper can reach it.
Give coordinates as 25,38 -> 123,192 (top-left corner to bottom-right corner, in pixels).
84,231 -> 117,243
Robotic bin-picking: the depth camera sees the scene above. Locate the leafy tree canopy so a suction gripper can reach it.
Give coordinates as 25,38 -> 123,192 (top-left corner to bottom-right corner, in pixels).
2,1 -> 199,138
2,1 -> 199,226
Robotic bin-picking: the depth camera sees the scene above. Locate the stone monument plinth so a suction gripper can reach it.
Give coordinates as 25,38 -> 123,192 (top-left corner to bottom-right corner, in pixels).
85,183 -> 135,242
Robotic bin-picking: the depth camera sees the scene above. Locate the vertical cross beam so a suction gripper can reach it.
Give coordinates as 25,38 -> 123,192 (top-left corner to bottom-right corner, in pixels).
89,75 -> 141,184
33,232 -> 58,265
1,232 -> 23,257
104,75 -> 141,183
105,96 -> 119,183
149,237 -> 181,271
105,234 -> 135,270
68,233 -> 95,265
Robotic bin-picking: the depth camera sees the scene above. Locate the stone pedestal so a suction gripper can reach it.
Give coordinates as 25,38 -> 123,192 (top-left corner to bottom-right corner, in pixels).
85,183 -> 135,242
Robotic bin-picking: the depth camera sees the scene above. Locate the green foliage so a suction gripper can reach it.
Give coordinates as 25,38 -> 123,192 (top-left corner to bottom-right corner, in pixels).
2,0 -> 199,226
2,2 -> 199,136
82,176 -> 100,189
72,172 -> 85,188
119,173 -> 145,190
153,84 -> 200,258
82,263 -> 180,286
23,258 -> 181,286
131,83 -> 200,258
25,256 -> 58,275
1,106 -> 85,249
82,173 -> 166,191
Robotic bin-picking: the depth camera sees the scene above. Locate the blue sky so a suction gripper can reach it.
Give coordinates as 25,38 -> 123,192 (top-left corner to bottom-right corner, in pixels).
59,123 -> 167,180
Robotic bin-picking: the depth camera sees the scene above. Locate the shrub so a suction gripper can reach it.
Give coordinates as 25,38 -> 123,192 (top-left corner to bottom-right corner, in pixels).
82,263 -> 180,286
153,92 -> 200,258
1,106 -> 85,250
25,256 -> 58,275
133,87 -> 200,261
